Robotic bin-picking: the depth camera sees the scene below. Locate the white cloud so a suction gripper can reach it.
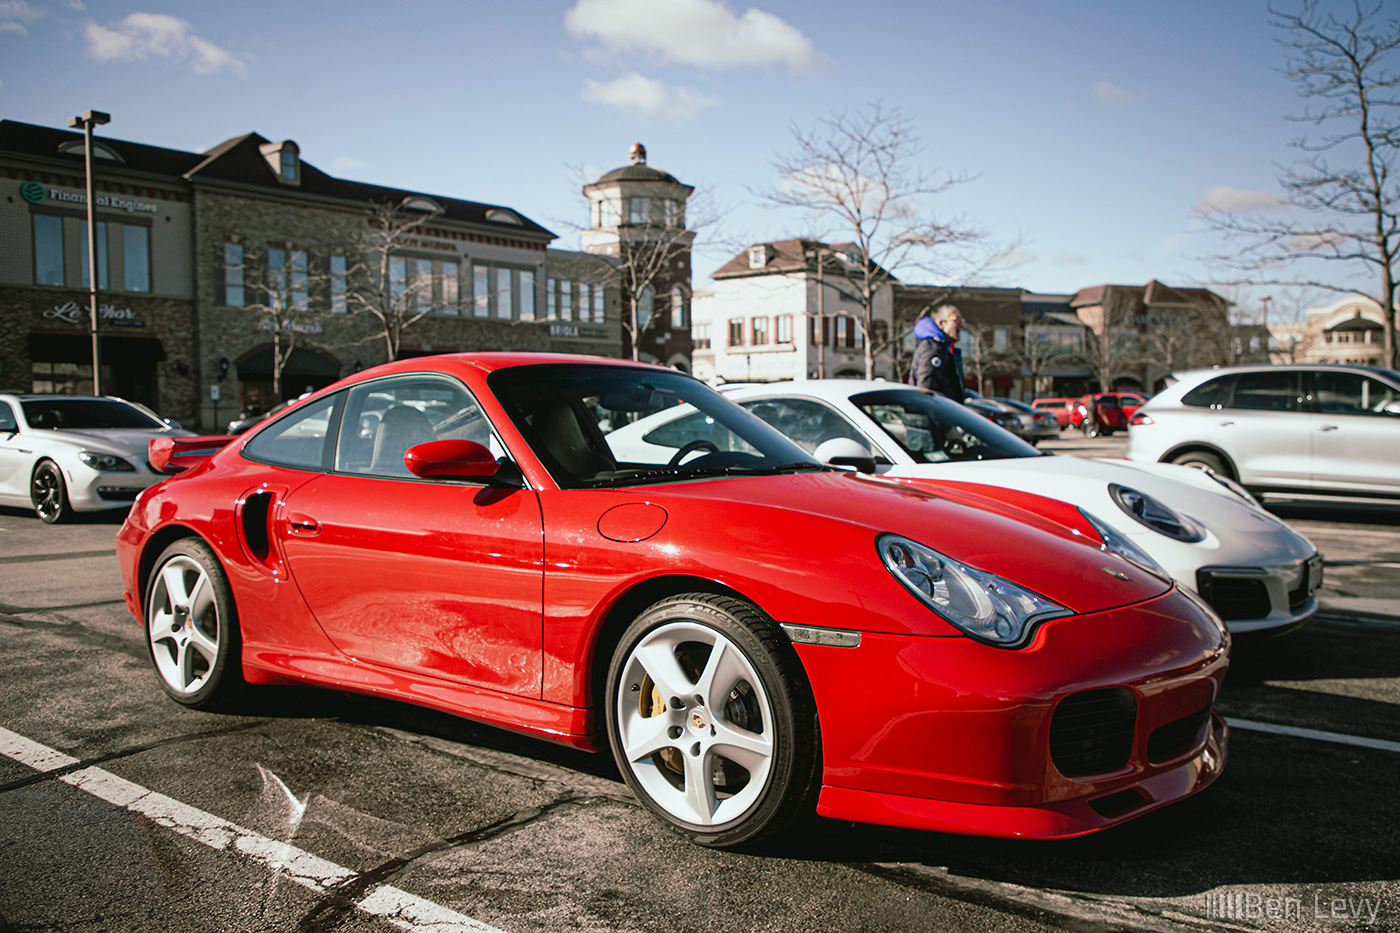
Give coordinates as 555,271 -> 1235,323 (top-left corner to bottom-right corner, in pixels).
84,12 -> 247,76
1195,185 -> 1286,214
581,73 -> 717,122
0,1 -> 44,35
1054,251 -> 1088,265
566,0 -> 823,73
330,156 -> 367,177
1093,80 -> 1145,107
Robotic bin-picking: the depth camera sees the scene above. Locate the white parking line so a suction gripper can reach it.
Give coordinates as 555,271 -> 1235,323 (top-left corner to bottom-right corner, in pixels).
1230,718 -> 1400,753
0,726 -> 506,933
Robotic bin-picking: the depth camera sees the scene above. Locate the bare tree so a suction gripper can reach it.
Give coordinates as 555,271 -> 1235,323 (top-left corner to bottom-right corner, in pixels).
346,199 -> 446,363
1200,1 -> 1400,368
231,243 -> 334,402
757,102 -> 990,379
959,319 -> 1019,396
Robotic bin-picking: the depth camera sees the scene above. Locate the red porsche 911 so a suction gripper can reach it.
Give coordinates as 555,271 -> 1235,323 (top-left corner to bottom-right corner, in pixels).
117,354 -> 1229,849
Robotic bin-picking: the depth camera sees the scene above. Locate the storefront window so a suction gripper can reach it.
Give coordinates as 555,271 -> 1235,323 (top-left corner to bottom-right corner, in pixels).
34,215 -> 64,286
442,261 -> 459,315
123,225 -> 150,292
519,269 -> 535,321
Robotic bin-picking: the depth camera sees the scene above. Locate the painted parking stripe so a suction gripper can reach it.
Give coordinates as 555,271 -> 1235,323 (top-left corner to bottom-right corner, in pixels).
1230,718 -> 1400,753
0,726 -> 506,933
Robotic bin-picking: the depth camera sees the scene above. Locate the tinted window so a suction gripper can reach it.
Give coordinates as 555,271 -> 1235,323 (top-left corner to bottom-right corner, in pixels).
1315,371 -> 1400,416
1230,371 -> 1301,411
21,398 -> 164,430
850,388 -> 1039,464
0,402 -> 16,432
1182,376 -> 1232,409
242,395 -> 339,470
335,375 -> 494,477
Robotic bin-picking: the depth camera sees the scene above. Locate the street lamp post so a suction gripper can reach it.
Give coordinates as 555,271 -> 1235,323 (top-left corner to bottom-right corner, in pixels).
67,109 -> 110,396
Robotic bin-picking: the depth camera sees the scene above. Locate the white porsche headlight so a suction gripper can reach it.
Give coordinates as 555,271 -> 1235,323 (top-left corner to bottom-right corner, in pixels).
879,534 -> 1072,647
1109,484 -> 1205,542
78,451 -> 137,472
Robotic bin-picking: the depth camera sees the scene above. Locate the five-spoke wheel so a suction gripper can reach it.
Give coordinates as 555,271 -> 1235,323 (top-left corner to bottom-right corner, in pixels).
606,594 -> 817,848
146,539 -> 242,708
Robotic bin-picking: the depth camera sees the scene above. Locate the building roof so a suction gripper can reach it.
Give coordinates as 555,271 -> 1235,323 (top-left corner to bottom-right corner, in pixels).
0,119 -> 204,177
1,119 -> 554,239
1071,281 -> 1230,308
711,238 -> 892,281
594,163 -> 685,186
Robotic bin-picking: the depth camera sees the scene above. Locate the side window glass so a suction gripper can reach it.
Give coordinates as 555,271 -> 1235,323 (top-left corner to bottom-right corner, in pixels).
242,395 -> 339,470
1182,376 -> 1233,409
1228,371 -> 1299,412
0,402 -> 16,432
336,375 -> 492,477
1315,372 -> 1399,416
740,398 -> 868,454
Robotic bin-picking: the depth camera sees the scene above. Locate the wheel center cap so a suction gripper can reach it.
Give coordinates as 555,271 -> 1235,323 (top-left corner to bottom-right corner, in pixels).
689,708 -> 708,731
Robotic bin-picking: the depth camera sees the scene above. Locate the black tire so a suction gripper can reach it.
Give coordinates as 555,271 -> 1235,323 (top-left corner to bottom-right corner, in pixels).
31,460 -> 70,524
605,593 -> 818,848
1172,450 -> 1227,476
144,538 -> 244,709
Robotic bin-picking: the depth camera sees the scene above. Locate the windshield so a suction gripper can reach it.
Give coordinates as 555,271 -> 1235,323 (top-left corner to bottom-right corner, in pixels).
849,388 -> 1040,464
21,398 -> 165,430
488,364 -> 823,488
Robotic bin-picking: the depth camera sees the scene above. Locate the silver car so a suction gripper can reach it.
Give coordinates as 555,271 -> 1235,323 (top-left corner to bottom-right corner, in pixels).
0,394 -> 191,523
1126,364 -> 1400,503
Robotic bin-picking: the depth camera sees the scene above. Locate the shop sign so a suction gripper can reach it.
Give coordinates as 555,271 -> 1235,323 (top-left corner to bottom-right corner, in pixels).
256,319 -> 324,335
29,185 -> 160,214
549,323 -> 609,339
43,300 -> 146,328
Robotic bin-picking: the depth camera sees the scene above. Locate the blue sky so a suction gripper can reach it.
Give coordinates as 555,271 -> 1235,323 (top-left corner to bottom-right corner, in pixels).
1,0 -> 1339,315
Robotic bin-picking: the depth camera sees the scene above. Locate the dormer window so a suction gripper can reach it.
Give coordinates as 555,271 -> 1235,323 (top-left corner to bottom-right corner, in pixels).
259,140 -> 300,185
57,140 -> 124,162
485,208 -> 524,225
748,246 -> 769,269
402,196 -> 443,212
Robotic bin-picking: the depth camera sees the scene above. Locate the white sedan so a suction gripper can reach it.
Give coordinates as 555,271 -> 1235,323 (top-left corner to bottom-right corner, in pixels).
610,380 -> 1322,635
0,394 -> 192,523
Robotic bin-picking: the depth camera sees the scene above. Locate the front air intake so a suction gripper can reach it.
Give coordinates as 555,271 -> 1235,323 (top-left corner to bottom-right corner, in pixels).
1049,688 -> 1137,777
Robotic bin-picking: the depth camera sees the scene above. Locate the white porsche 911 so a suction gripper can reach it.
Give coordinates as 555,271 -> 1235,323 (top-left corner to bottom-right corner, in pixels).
0,394 -> 192,523
608,380 -> 1322,635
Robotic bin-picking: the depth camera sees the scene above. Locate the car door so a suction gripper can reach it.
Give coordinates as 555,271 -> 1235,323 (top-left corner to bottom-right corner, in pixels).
262,374 -> 546,697
1213,370 -> 1311,489
1309,369 -> 1400,495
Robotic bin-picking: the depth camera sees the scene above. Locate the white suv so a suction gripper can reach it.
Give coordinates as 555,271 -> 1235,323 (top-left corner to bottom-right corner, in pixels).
1127,364 -> 1400,503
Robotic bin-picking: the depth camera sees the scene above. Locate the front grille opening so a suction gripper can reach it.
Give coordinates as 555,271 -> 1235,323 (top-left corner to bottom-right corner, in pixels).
96,487 -> 141,501
1050,688 -> 1137,777
1147,706 -> 1212,763
240,490 -> 273,560
1197,571 -> 1270,620
1088,788 -> 1148,818
1288,562 -> 1315,611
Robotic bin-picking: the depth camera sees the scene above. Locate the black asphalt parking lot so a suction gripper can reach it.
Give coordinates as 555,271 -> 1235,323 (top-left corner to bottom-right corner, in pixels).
2,438 -> 1397,933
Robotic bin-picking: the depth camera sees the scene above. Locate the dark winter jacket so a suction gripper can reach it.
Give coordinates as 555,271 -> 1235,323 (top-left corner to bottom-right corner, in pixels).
910,317 -> 964,402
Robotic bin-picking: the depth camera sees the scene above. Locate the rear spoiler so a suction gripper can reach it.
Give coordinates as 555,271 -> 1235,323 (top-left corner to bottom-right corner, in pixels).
149,435 -> 238,474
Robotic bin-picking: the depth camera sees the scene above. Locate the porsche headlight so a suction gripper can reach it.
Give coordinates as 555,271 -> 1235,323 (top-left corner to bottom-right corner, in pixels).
1109,484 -> 1204,542
879,534 -> 1072,646
1078,508 -> 1170,580
78,451 -> 137,472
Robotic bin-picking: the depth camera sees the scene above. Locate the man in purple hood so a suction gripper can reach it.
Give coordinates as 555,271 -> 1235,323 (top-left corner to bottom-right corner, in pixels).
910,304 -> 964,402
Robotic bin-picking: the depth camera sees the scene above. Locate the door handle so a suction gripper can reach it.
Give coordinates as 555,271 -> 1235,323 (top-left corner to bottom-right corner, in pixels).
286,512 -> 321,536
1217,421 -> 1234,427
1316,424 -> 1339,432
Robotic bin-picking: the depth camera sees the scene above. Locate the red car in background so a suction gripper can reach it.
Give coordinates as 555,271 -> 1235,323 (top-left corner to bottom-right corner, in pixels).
1108,392 -> 1148,421
1031,396 -> 1075,429
1071,393 -> 1130,436
117,353 -> 1228,849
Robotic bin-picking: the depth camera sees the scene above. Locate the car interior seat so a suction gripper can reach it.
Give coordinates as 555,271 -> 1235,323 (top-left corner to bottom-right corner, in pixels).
370,404 -> 433,474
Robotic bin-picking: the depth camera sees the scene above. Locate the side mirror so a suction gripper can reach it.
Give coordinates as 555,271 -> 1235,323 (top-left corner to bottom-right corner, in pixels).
404,439 -> 520,486
813,437 -> 876,474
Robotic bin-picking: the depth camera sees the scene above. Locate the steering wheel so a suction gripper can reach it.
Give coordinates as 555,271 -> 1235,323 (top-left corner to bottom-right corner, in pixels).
668,439 -> 719,466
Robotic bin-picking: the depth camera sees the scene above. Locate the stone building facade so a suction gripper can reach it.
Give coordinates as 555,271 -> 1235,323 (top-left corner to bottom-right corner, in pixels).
4,121 -> 703,430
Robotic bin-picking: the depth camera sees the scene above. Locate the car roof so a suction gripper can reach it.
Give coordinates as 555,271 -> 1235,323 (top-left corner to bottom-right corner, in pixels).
718,379 -> 924,402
